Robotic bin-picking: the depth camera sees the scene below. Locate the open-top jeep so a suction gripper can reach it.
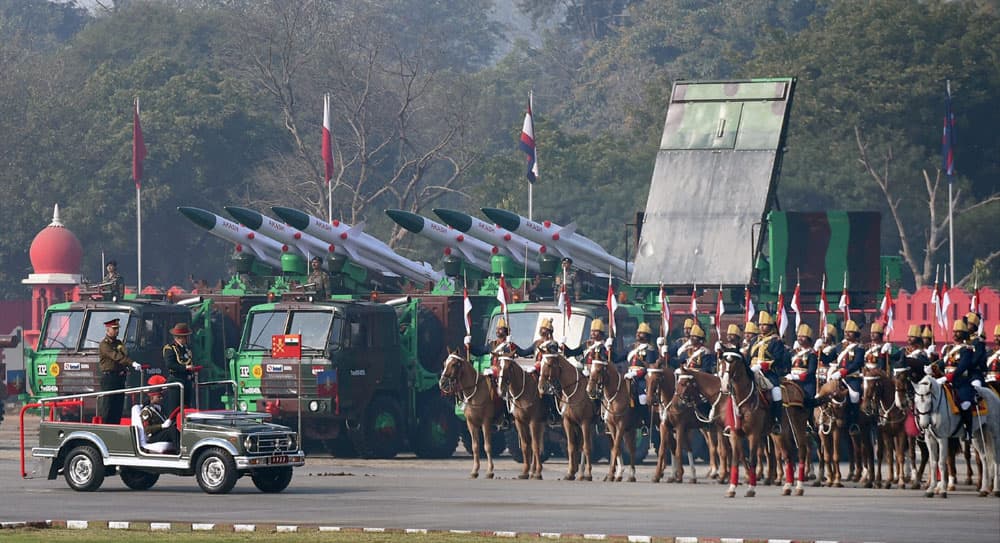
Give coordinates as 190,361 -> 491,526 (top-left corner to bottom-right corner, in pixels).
23,381 -> 305,494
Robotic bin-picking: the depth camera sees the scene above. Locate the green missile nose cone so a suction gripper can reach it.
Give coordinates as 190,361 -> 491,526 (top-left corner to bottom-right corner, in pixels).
480,208 -> 521,232
385,209 -> 425,233
178,206 -> 217,231
433,208 -> 472,233
224,206 -> 264,230
271,206 -> 310,231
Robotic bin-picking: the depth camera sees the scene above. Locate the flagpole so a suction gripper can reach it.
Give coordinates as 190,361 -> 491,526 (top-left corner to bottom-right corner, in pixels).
945,80 -> 955,286
528,91 -> 534,221
134,96 -> 142,293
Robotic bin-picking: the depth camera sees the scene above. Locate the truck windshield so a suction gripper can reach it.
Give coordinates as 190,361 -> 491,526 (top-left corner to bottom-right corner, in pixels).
488,312 -> 589,349
40,311 -> 84,349
242,311 -> 287,350
81,311 -> 133,350
288,311 -> 334,350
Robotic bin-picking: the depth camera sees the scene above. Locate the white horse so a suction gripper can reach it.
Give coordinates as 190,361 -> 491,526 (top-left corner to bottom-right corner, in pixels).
914,375 -> 1000,498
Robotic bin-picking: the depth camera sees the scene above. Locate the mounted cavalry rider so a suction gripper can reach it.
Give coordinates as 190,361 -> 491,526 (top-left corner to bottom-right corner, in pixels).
784,324 -> 819,408
985,324 -> 1000,396
899,325 -> 930,370
717,323 -> 744,395
938,320 -> 977,441
816,324 -> 839,381
670,318 -> 696,367
749,311 -> 788,434
562,318 -> 614,429
676,323 -> 713,373
741,321 -> 760,360
965,312 -> 988,389
922,325 -> 939,364
865,322 -> 900,373
466,317 -> 533,429
624,322 -> 658,434
828,319 -> 866,434
532,318 -> 562,425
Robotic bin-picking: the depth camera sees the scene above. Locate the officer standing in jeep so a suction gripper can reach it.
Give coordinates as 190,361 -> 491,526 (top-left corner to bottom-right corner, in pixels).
98,318 -> 140,424
163,323 -> 195,416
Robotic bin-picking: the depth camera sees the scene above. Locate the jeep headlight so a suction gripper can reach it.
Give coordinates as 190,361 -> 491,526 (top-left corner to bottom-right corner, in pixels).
243,435 -> 256,452
309,400 -> 319,412
239,401 -> 248,412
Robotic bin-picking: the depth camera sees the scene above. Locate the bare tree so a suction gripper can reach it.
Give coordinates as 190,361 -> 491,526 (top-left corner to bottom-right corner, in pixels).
224,0 -> 479,249
855,125 -> 1000,288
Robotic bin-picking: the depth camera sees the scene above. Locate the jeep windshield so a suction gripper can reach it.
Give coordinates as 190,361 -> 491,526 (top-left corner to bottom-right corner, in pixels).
40,310 -> 133,350
487,311 -> 589,349
242,310 -> 337,351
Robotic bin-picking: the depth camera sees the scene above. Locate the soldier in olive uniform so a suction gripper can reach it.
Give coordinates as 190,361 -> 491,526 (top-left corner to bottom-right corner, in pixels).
103,260 -> 125,301
555,257 -> 581,301
307,256 -> 331,299
98,318 -> 140,424
750,311 -> 788,434
142,375 -> 179,447
163,323 -> 195,416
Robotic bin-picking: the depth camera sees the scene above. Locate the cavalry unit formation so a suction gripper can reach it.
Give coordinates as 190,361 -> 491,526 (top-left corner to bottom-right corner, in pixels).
9,78 -> 999,507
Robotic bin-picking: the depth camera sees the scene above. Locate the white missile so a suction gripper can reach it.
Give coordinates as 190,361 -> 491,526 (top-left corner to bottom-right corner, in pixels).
481,208 -> 632,279
385,209 -> 494,273
433,208 -> 542,273
179,206 -> 285,269
272,206 -> 443,285
225,206 -> 341,269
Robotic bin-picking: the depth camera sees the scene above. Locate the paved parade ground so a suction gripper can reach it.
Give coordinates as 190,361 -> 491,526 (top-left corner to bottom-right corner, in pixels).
1,412 -> 998,543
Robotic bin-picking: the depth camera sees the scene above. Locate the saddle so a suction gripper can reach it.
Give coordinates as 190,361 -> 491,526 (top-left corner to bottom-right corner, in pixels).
780,380 -> 806,408
942,384 -> 988,415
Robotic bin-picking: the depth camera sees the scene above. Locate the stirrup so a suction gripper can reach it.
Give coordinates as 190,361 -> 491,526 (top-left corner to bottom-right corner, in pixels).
848,423 -> 860,436
770,419 -> 782,434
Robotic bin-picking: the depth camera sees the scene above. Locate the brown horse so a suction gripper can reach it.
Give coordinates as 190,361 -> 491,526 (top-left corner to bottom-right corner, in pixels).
724,358 -> 771,497
861,367 -> 909,489
440,350 -> 496,479
498,356 -> 545,480
587,359 -> 640,482
646,364 -> 677,483
815,377 -> 851,487
681,367 -> 730,484
777,378 -> 811,496
892,367 -> 930,489
538,353 -> 595,481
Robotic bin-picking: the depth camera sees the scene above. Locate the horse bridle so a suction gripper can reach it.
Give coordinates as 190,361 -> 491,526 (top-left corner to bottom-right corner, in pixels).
863,373 -> 905,425
499,357 -> 532,405
587,360 -> 622,406
441,353 -> 483,404
542,355 -> 583,403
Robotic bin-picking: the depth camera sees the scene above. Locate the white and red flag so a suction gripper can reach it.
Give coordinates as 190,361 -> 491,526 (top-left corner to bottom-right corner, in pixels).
659,284 -> 671,337
606,277 -> 618,338
715,287 -> 725,340
940,279 -> 951,331
880,282 -> 895,336
838,271 -> 851,323
463,286 -> 473,336
776,277 -> 789,338
791,281 -> 802,331
322,94 -> 334,184
519,93 -> 538,184
744,285 -> 756,324
689,285 -> 698,318
496,273 -> 510,330
818,274 -> 830,337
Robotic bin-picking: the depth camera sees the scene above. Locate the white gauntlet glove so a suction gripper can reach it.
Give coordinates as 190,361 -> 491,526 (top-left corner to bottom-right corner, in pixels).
880,343 -> 892,354
132,361 -> 142,371
676,340 -> 691,358
161,419 -> 172,429
463,335 -> 471,346
714,341 -> 723,352
926,345 -> 936,356
604,338 -> 614,349
813,339 -> 824,351
793,340 -> 801,350
656,337 -> 666,347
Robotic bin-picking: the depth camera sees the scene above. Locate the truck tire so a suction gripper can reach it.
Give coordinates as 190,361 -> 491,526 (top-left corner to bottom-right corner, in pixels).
416,307 -> 445,374
349,396 -> 403,459
251,467 -> 293,493
195,447 -> 238,494
119,467 -> 159,490
63,445 -> 105,492
505,428 -> 551,464
323,431 -> 358,458
412,402 -> 459,459
621,433 -> 650,465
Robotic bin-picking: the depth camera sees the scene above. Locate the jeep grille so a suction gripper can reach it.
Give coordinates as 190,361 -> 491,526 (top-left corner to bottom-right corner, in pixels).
244,432 -> 297,454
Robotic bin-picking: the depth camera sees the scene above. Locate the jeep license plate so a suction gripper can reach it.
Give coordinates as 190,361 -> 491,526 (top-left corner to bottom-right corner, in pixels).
269,454 -> 289,465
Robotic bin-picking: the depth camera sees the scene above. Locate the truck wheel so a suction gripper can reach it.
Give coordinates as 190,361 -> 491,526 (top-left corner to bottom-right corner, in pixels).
119,467 -> 159,490
64,445 -> 105,492
251,467 -> 293,493
621,433 -> 650,465
323,432 -> 358,458
195,448 -> 238,494
412,402 -> 459,459
460,427 -> 507,458
505,429 -> 551,464
349,396 -> 403,459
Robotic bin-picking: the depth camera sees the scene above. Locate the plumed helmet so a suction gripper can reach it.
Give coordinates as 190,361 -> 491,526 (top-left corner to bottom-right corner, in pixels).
590,319 -> 606,333
683,318 -> 695,328
744,322 -> 760,334
637,322 -> 653,335
907,324 -> 922,337
953,320 -> 968,333
870,322 -> 884,334
727,323 -> 742,336
690,324 -> 706,339
844,320 -> 860,333
825,324 -> 838,339
540,318 -> 553,331
797,324 -> 813,339
757,311 -> 774,325
497,318 -> 508,330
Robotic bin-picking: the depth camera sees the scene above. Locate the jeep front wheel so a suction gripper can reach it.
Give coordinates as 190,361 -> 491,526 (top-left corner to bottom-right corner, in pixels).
119,467 -> 159,490
251,467 -> 293,493
195,448 -> 237,494
64,445 -> 105,492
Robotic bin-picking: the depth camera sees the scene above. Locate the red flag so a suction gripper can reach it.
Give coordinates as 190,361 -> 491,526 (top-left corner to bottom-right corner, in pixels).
689,285 -> 698,317
322,94 -> 334,184
606,278 -> 618,338
132,97 -> 146,189
838,272 -> 851,323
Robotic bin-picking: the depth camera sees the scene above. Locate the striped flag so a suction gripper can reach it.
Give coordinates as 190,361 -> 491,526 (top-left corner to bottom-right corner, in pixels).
744,286 -> 756,324
463,286 -> 473,335
838,272 -> 851,323
132,97 -> 146,189
931,278 -> 942,333
689,285 -> 698,317
791,281 -> 802,331
519,93 -> 538,184
942,83 -> 956,181
880,283 -> 895,336
322,94 -> 334,184
659,284 -> 670,338
715,288 -> 725,340
606,277 -> 618,338
940,280 -> 951,331
776,277 -> 788,337
818,274 -> 829,337
497,273 -> 510,330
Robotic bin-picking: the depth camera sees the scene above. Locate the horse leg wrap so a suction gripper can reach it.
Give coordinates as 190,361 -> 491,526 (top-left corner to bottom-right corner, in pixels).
730,465 -> 740,486
785,463 -> 794,484
748,468 -> 757,487
797,463 -> 806,482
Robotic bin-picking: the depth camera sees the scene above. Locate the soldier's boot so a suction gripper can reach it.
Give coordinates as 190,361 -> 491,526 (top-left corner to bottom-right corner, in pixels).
768,400 -> 782,434
594,399 -> 606,434
960,408 -> 973,442
640,405 -> 650,437
846,402 -> 860,436
545,395 -> 561,427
